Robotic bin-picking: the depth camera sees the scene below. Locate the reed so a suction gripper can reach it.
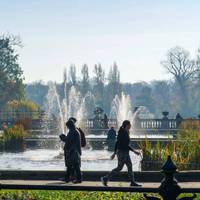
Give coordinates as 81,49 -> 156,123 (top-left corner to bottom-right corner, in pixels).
139,128 -> 200,170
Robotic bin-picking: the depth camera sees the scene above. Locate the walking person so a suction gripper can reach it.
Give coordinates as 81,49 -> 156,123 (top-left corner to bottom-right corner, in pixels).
59,119 -> 82,183
101,120 -> 141,187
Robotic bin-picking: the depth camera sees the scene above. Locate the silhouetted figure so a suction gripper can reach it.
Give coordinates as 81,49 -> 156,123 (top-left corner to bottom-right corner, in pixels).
175,113 -> 183,128
106,127 -> 116,151
67,117 -> 86,182
59,120 -> 82,183
101,120 -> 141,187
103,114 -> 109,129
69,117 -> 86,148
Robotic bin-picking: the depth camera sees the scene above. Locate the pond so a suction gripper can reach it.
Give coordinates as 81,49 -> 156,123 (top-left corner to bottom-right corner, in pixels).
0,136 -> 141,171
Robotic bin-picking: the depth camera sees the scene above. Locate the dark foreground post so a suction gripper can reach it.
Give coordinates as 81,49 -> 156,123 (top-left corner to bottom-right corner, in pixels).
158,155 -> 181,200
145,155 -> 197,200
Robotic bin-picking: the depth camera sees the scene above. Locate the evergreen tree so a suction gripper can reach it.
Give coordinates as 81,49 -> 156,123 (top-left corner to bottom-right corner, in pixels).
68,64 -> 77,86
93,63 -> 105,108
106,62 -> 121,112
81,64 -> 90,96
0,35 -> 24,109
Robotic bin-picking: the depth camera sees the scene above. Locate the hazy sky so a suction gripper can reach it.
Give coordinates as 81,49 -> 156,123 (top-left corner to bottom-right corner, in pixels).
1,0 -> 200,83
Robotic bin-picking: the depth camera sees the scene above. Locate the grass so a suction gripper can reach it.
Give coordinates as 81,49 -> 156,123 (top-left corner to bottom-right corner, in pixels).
0,190 -> 200,200
0,190 -> 144,200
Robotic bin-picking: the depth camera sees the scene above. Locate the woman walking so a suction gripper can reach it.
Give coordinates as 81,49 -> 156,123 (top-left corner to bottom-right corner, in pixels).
60,119 -> 82,183
101,120 -> 141,187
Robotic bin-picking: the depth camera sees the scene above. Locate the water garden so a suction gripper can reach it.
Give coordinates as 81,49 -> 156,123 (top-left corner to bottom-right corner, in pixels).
1,34 -> 200,199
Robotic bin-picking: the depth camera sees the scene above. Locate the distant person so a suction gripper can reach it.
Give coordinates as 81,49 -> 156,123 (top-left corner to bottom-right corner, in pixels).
106,127 -> 116,151
175,113 -> 183,128
103,114 -> 109,129
59,119 -> 82,183
107,127 -> 116,140
101,120 -> 141,187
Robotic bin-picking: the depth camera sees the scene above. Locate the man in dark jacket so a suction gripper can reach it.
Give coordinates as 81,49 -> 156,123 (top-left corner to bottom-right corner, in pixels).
60,119 -> 82,183
101,120 -> 141,187
106,127 -> 116,151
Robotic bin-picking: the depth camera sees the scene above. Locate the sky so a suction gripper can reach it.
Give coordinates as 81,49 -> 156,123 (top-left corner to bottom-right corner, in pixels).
1,0 -> 200,83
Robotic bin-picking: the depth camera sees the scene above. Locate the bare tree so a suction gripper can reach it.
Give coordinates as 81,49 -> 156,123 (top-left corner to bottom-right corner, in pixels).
161,46 -> 197,115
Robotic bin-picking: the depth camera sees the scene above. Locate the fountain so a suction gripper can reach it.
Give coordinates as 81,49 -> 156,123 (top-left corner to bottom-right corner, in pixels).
110,93 -> 134,126
0,81 -> 142,171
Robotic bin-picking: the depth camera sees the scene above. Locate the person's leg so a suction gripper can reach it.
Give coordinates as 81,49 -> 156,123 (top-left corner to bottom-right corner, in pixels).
101,151 -> 125,186
65,165 -> 73,182
125,154 -> 134,182
73,164 -> 82,183
125,154 -> 141,187
70,166 -> 76,181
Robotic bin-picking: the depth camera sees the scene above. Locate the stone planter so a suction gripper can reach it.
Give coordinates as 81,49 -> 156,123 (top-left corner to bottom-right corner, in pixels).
141,159 -> 200,171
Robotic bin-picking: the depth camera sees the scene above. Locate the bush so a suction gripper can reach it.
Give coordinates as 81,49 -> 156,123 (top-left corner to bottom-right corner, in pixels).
3,124 -> 28,142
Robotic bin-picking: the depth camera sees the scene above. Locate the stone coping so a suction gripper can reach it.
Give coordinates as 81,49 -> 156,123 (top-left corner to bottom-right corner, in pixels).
1,170 -> 200,182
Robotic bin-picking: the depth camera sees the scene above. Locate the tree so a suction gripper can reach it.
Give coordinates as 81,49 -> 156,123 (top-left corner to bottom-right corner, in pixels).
93,63 -> 105,108
107,62 -> 121,94
25,81 -> 48,109
192,48 -> 200,115
106,62 -> 121,111
68,64 -> 77,86
152,80 -> 172,116
0,35 -> 24,109
161,46 -> 197,116
135,86 -> 155,113
80,64 -> 90,95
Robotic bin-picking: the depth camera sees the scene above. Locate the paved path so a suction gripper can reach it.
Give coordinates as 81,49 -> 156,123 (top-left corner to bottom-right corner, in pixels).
1,180 -> 200,188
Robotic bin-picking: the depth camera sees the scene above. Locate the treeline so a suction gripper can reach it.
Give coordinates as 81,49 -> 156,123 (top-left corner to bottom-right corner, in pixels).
1,35 -> 199,118
25,46 -> 200,118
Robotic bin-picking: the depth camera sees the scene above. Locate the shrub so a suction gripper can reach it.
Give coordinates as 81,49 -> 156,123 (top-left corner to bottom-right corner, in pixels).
3,124 -> 28,142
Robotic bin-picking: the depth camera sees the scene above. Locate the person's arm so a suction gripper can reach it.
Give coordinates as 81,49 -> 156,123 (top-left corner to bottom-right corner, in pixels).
76,132 -> 82,155
59,133 -> 67,142
129,146 -> 141,155
110,139 -> 118,160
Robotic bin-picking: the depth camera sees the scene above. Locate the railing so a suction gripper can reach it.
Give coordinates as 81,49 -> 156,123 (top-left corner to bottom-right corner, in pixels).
85,119 -> 118,129
85,118 -> 200,135
135,119 -> 177,129
1,111 -> 200,133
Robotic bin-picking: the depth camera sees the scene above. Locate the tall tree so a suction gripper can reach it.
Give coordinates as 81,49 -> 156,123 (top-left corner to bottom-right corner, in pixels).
161,46 -> 197,116
81,64 -> 90,96
107,62 -> 120,93
68,64 -> 77,86
93,63 -> 105,108
192,48 -> 200,115
0,35 -> 24,109
106,62 -> 121,111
